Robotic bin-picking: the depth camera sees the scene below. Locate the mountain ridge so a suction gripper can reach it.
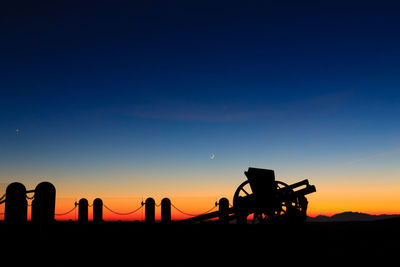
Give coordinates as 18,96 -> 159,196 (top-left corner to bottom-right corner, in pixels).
308,211 -> 400,222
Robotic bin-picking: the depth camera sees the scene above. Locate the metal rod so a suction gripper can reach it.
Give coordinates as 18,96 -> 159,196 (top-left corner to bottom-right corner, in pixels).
179,207 -> 236,223
288,179 -> 309,190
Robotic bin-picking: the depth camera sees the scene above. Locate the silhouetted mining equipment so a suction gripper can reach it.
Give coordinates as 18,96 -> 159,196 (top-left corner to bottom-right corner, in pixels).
180,167 -> 316,224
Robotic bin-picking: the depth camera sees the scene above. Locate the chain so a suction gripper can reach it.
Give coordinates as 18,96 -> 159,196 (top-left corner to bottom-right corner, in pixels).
103,203 -> 143,216
171,202 -> 218,217
55,205 -> 78,216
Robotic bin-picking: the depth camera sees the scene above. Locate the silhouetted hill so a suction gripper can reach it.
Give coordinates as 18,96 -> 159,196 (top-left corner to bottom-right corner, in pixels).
309,211 -> 400,222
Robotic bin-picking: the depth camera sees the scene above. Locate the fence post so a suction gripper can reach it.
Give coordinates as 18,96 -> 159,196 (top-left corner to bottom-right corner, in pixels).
218,198 -> 229,224
78,198 -> 88,224
93,198 -> 103,223
145,197 -> 155,224
161,198 -> 171,224
4,182 -> 27,224
31,182 -> 56,226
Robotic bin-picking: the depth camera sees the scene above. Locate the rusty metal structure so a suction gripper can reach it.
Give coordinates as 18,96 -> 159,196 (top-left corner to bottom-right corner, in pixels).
181,167 -> 316,224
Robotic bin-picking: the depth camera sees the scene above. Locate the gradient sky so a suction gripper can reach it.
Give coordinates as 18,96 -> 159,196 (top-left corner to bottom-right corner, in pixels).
1,1 -> 400,220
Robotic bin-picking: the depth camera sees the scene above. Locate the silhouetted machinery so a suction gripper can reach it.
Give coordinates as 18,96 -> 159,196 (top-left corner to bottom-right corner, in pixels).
233,168 -> 316,223
181,167 -> 316,224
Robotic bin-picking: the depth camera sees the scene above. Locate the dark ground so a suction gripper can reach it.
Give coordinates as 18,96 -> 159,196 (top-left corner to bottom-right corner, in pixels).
2,218 -> 399,266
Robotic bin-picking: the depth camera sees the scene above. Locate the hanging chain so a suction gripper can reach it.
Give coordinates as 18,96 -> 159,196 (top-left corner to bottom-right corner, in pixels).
170,202 -> 218,217
103,202 -> 144,216
55,205 -> 78,216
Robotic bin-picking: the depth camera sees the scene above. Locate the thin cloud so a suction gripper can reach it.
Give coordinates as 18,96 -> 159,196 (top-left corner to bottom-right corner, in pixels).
127,89 -> 354,122
347,148 -> 400,165
130,102 -> 276,122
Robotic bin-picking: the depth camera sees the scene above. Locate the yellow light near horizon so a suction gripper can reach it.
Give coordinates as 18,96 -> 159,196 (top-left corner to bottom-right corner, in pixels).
307,181 -> 400,216
1,170 -> 400,221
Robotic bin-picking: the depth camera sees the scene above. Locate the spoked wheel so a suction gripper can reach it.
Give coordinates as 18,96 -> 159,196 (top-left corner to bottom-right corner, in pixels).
233,180 -> 299,224
232,180 -> 252,223
252,181 -> 299,223
232,180 -> 252,207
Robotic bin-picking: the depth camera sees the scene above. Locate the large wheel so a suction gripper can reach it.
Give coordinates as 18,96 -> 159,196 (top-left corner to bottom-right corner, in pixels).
233,180 -> 299,224
232,180 -> 251,208
232,180 -> 252,224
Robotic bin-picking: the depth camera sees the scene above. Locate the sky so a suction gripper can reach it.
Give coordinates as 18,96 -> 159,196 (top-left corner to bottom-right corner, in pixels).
1,0 -> 400,220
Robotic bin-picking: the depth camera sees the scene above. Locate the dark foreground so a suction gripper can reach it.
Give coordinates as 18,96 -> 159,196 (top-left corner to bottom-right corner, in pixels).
2,218 -> 399,266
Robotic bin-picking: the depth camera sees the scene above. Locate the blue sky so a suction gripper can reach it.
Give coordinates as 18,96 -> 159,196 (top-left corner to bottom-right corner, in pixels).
1,1 -> 400,214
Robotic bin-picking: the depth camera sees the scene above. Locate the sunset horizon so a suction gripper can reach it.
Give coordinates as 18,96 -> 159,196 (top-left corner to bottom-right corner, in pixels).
2,1 -> 400,223
2,166 -> 400,222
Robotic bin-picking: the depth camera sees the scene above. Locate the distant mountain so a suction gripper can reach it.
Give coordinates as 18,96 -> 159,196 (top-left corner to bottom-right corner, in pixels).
308,212 -> 400,222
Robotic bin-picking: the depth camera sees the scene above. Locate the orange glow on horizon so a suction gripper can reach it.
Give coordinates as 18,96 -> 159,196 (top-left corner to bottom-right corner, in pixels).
1,177 -> 400,222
